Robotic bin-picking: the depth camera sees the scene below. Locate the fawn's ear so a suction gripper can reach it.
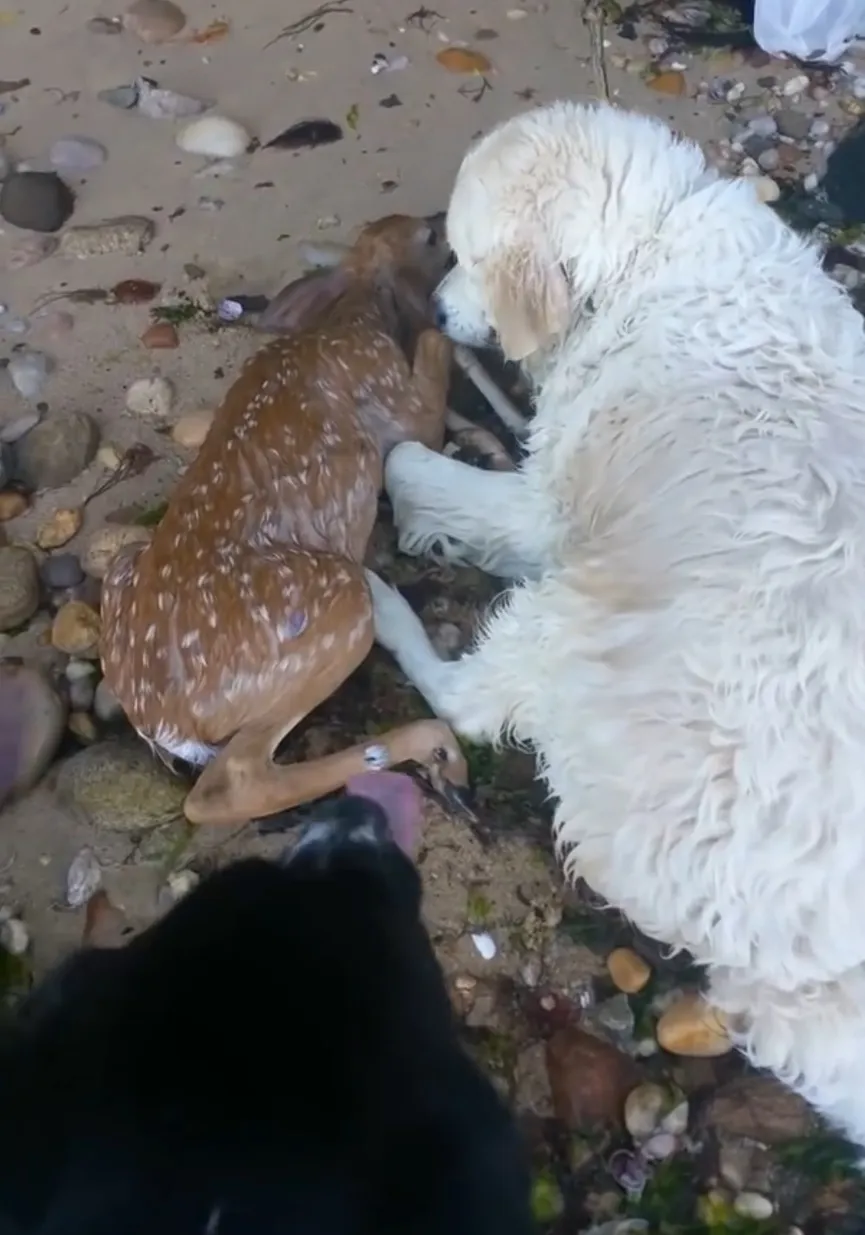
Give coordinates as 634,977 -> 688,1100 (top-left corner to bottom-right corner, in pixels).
256,267 -> 350,334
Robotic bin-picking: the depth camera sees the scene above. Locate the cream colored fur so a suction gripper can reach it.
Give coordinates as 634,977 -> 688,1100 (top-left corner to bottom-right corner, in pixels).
375,101 -> 865,1145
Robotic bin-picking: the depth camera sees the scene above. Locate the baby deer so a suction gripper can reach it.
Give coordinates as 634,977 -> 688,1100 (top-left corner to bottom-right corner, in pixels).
100,214 -> 470,826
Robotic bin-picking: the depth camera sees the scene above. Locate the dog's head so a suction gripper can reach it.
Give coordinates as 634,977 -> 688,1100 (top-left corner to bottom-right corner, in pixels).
434,101 -> 712,362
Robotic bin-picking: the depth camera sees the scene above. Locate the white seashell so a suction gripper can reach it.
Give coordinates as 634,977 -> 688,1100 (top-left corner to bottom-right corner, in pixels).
176,116 -> 251,159
66,846 -> 102,908
0,916 -> 29,955
470,931 -> 497,960
733,1192 -> 774,1220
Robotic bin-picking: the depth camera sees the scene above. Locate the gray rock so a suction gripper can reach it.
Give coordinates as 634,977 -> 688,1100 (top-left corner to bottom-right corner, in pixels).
0,171 -> 75,233
0,545 -> 39,630
704,1075 -> 813,1145
757,147 -> 780,172
93,678 -> 125,723
41,552 -> 84,590
0,661 -> 67,795
49,136 -> 108,172
68,675 -> 95,711
14,411 -> 99,490
0,411 -> 41,445
775,108 -> 812,142
746,113 -> 778,139
8,351 -> 49,401
55,739 -> 188,831
98,83 -> 139,110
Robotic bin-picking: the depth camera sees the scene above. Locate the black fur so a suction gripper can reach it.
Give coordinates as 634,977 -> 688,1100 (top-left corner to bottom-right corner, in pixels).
0,797 -> 533,1235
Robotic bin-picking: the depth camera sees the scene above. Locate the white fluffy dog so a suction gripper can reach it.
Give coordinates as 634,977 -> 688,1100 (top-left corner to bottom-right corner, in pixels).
370,100 -> 865,1145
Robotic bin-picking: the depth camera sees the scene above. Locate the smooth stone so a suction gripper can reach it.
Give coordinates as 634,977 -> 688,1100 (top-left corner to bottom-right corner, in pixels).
0,662 -> 67,794
51,601 -> 101,657
93,678 -> 125,723
0,490 -> 28,520
0,545 -> 39,629
8,352 -> 49,401
14,411 -> 99,490
49,136 -> 108,172
171,408 -> 214,449
775,108 -> 811,141
607,947 -> 651,994
0,412 -> 40,445
40,552 -> 85,589
35,507 -> 83,550
656,992 -> 733,1058
55,739 -> 188,831
68,676 -> 96,712
82,524 -> 151,579
98,83 -> 139,110
125,375 -> 175,419
0,171 -> 75,233
177,115 -> 251,159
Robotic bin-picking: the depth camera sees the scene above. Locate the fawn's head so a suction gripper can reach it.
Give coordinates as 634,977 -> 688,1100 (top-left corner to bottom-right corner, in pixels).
257,212 -> 451,338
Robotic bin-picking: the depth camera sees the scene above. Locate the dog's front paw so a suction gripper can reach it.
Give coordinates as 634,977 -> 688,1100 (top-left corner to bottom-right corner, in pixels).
385,442 -> 461,560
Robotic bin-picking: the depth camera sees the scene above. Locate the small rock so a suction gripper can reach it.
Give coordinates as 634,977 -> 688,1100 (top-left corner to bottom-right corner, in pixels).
59,216 -> 155,259
775,109 -> 811,142
177,115 -> 252,158
36,507 -> 83,550
43,552 -> 85,589
0,171 -> 75,233
6,233 -> 58,270
733,1192 -> 774,1220
642,1131 -> 678,1161
0,661 -> 67,791
56,739 -> 188,832
656,992 -> 733,1058
624,1082 -> 688,1143
51,601 -> 101,657
647,70 -> 686,96
753,176 -> 781,205
98,83 -> 139,110
122,0 -> 186,43
607,947 -> 651,994
125,375 -> 175,420
546,1027 -> 641,1132
0,545 -> 39,629
65,845 -> 102,908
8,351 -> 49,401
112,278 -> 161,304
0,413 -> 41,445
746,113 -> 778,139
166,867 -> 200,902
171,409 -> 214,449
136,78 -> 209,120
65,658 -> 96,683
0,916 -> 29,956
49,136 -> 108,172
705,1075 -> 813,1144
0,491 -> 27,521
68,711 -> 98,743
140,321 -> 179,349
96,443 -> 123,471
83,524 -> 151,579
93,678 -> 124,723
68,674 -> 96,711
782,74 -> 809,97
14,411 -> 99,489
757,147 -> 780,172
810,117 -> 831,140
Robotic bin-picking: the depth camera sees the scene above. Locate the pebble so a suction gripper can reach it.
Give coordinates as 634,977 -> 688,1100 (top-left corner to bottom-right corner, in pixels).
0,916 -> 29,956
810,117 -> 831,140
852,76 -> 865,100
733,1193 -> 774,1221
0,171 -> 75,233
8,351 -> 50,401
546,1027 -> 641,1132
58,216 -> 155,259
36,507 -> 83,551
68,675 -> 96,712
656,992 -> 733,1057
14,411 -> 99,490
775,109 -> 811,141
607,947 -> 651,994
753,176 -> 781,204
746,113 -> 778,139
96,443 -> 123,471
98,83 -> 139,111
171,408 -> 214,449
82,524 -> 151,579
65,845 -> 102,908
49,136 -> 108,172
136,78 -> 209,120
642,1131 -> 678,1161
69,711 -> 98,744
125,375 -> 175,420
122,0 -> 186,43
0,545 -> 39,629
177,115 -> 252,159
624,1082 -> 689,1143
167,868 -> 200,902
757,147 -> 780,172
65,657 -> 95,683
0,491 -> 28,521
93,678 -> 124,723
6,233 -> 58,270
56,738 -> 188,831
140,321 -> 179,349
0,662 -> 67,793
51,600 -> 101,657
113,278 -> 161,304
782,74 -> 809,97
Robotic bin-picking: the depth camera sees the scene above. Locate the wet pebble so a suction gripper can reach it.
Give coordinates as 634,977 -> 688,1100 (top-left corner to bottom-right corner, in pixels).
112,278 -> 161,304
42,551 -> 84,589
0,171 -> 75,232
7,351 -> 49,401
14,411 -> 99,490
68,675 -> 96,712
746,113 -> 777,139
93,677 -> 124,723
56,738 -> 188,831
7,233 -> 58,270
125,375 -> 174,420
545,1027 -> 641,1132
172,408 -> 214,449
36,507 -> 83,550
83,524 -> 151,578
0,491 -> 28,520
733,1193 -> 773,1221
177,115 -> 252,158
0,545 -> 39,629
607,947 -> 651,994
51,600 -> 101,657
122,0 -> 186,43
49,136 -> 108,172
140,321 -> 179,349
0,661 -> 67,793
656,991 -> 733,1057
775,109 -> 811,142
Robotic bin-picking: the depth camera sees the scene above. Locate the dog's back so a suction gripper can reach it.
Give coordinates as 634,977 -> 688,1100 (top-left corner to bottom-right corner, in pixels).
0,797 -> 532,1235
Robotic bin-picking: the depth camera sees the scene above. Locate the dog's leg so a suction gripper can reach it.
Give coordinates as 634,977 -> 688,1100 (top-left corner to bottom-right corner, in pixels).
366,569 -> 531,744
385,441 -> 548,580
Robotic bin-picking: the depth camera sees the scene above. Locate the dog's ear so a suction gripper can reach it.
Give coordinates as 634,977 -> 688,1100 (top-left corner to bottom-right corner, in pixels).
257,267 -> 350,334
483,244 -> 570,361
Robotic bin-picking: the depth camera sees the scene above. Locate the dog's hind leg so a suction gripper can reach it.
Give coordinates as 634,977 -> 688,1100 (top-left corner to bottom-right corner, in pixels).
385,441 -> 548,580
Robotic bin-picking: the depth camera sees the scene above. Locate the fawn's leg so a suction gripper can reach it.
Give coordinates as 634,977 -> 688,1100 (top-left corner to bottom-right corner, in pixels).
408,328 -> 453,451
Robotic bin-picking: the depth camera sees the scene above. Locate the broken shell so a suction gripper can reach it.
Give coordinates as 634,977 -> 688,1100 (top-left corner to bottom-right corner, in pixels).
471,931 -> 497,960
176,116 -> 251,159
66,845 -> 102,908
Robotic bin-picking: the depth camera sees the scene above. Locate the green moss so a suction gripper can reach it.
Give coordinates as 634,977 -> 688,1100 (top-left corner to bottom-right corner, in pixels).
135,501 -> 169,527
150,298 -> 210,326
530,1168 -> 565,1225
466,884 -> 495,928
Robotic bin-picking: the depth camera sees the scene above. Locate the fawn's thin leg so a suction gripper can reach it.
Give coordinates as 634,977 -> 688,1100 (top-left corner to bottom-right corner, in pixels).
183,717 -> 468,826
409,328 -> 453,451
